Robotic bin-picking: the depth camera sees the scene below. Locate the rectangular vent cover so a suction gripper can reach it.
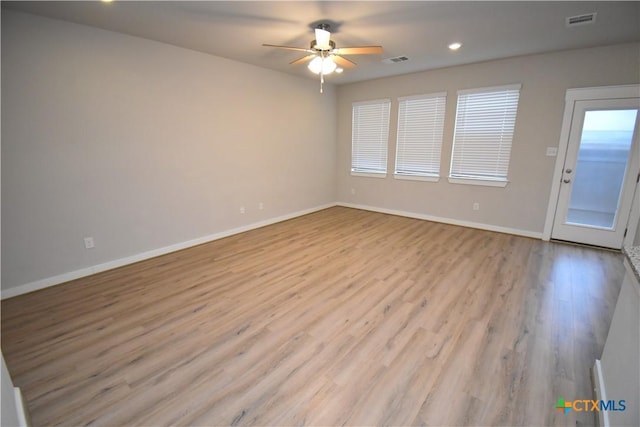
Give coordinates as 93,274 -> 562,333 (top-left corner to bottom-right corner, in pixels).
383,56 -> 409,64
566,13 -> 597,27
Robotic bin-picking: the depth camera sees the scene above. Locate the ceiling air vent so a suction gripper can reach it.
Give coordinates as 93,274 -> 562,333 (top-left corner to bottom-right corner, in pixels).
566,12 -> 597,27
383,56 -> 409,64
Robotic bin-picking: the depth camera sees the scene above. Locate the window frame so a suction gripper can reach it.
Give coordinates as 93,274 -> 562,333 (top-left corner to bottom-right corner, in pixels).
448,84 -> 522,187
394,92 -> 447,183
351,99 -> 391,178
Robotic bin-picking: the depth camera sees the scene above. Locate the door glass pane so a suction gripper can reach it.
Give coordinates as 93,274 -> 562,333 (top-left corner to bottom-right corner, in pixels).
566,109 -> 637,229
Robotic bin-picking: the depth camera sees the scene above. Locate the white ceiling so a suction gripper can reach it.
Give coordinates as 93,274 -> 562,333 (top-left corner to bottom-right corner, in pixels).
3,1 -> 640,84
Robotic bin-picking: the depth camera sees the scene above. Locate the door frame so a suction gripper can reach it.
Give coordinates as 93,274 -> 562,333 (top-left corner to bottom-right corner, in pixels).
543,84 -> 640,245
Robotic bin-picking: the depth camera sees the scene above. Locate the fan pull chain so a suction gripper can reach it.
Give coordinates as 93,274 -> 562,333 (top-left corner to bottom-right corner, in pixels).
319,51 -> 325,93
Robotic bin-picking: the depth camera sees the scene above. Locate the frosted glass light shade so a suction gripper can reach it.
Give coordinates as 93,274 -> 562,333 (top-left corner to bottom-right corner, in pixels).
314,28 -> 332,50
308,56 -> 337,74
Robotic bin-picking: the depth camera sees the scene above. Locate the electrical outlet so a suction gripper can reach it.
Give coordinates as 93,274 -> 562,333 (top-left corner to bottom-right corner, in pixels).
351,188 -> 356,195
546,147 -> 558,157
259,202 -> 264,210
240,207 -> 245,214
473,202 -> 480,211
84,237 -> 95,249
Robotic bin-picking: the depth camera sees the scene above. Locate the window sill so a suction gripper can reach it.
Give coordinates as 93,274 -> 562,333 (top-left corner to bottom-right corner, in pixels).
394,174 -> 440,182
351,171 -> 387,179
448,177 -> 508,187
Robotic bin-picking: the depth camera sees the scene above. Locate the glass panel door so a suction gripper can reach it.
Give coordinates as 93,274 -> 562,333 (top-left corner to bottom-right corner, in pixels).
552,97 -> 639,249
565,109 -> 637,229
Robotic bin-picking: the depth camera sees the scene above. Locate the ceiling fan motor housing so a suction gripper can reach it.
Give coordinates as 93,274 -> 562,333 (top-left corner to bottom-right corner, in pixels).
311,39 -> 336,51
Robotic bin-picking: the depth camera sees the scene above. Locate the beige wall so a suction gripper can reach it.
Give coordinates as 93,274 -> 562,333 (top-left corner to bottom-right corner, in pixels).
1,10 -> 336,291
3,9 -> 639,294
336,43 -> 640,234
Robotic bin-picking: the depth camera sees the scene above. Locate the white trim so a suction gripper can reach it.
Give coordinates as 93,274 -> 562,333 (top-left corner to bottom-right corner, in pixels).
448,177 -> 508,187
566,84 -> 640,102
394,173 -> 440,182
457,83 -> 522,96
14,387 -> 29,427
593,360 -> 610,427
543,84 -> 640,241
624,183 -> 640,247
351,171 -> 387,179
337,202 -> 543,239
0,203 -> 335,300
398,91 -> 447,101
0,201 -> 547,300
352,98 -> 391,106
543,88 -> 576,240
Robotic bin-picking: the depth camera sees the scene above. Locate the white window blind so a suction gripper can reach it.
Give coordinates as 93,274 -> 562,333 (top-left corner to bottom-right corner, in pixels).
450,84 -> 521,183
351,99 -> 391,176
395,92 -> 447,178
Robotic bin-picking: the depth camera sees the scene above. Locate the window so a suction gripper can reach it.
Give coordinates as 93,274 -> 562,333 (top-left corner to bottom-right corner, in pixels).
351,99 -> 391,177
395,92 -> 447,181
449,84 -> 521,187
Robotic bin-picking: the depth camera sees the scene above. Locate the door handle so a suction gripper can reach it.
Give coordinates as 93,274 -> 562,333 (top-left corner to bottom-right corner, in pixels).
565,168 -> 572,174
563,178 -> 571,183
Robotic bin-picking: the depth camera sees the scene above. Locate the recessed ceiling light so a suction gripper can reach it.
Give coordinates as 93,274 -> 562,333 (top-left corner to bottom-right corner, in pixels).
448,42 -> 462,51
335,67 -> 344,74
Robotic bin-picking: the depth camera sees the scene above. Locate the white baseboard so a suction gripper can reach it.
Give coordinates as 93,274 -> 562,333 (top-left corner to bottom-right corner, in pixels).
593,359 -> 609,427
1,203 -> 335,300
1,202 -> 545,300
337,202 -> 543,239
14,387 -> 29,427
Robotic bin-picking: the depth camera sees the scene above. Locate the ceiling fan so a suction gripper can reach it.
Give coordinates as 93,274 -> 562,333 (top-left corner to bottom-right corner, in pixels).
263,23 -> 383,93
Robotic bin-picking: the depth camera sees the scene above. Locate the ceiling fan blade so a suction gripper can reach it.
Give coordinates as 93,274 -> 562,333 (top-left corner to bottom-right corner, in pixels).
333,46 -> 383,55
262,44 -> 313,53
290,54 -> 316,65
332,55 -> 357,68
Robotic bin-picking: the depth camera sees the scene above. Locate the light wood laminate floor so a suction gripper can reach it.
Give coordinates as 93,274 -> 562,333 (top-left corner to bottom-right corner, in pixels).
1,207 -> 624,426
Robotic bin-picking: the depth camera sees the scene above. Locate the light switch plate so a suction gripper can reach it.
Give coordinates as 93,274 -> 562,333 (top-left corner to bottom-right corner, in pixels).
546,147 -> 558,157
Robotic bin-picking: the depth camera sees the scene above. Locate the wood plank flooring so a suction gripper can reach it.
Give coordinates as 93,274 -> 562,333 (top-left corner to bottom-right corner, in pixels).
1,207 -> 625,426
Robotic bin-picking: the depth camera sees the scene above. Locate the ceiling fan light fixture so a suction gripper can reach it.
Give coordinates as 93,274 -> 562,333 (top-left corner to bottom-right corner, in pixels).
308,56 -> 337,75
314,27 -> 332,50
263,22 -> 382,93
